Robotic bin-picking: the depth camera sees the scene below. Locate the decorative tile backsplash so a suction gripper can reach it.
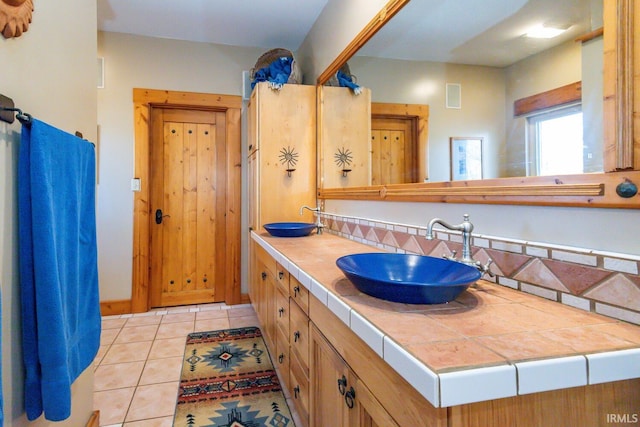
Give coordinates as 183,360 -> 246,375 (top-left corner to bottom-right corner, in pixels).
321,213 -> 640,326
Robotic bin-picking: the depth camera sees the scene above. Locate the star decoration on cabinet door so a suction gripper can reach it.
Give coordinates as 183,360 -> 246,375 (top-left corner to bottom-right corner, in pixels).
334,147 -> 353,176
278,145 -> 299,176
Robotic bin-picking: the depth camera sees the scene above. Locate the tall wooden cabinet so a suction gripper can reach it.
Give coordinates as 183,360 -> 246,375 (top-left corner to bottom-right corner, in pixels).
247,82 -> 317,231
247,82 -> 317,426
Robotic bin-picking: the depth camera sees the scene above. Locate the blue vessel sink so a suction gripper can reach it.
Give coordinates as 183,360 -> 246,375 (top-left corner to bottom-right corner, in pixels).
263,222 -> 317,237
336,253 -> 481,304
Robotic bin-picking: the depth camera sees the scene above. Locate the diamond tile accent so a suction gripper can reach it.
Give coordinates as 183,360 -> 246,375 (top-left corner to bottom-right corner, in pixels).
424,241 -> 452,259
365,227 -> 380,242
381,230 -> 399,247
513,259 -> 570,293
401,235 -> 424,254
417,238 -> 442,256
584,274 -> 640,311
359,224 -> 372,238
541,258 -> 612,295
472,249 -> 503,276
340,222 -> 351,234
392,231 -> 413,249
485,249 -> 531,276
351,225 -> 364,238
373,227 -> 388,242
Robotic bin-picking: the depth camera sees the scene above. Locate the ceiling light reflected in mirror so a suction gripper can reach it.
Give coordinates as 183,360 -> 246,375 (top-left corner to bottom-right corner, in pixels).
525,25 -> 568,39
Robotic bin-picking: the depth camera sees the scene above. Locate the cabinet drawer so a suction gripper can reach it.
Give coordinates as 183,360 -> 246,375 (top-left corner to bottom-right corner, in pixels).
275,324 -> 290,392
290,351 -> 310,427
289,300 -> 310,376
276,262 -> 290,296
275,286 -> 290,339
290,275 -> 309,314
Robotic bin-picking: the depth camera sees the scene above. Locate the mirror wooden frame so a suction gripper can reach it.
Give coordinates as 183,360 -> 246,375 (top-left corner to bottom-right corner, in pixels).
317,0 -> 640,209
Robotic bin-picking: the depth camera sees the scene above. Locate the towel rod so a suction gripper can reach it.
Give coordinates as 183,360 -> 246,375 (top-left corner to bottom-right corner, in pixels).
0,93 -> 32,125
0,93 -> 90,144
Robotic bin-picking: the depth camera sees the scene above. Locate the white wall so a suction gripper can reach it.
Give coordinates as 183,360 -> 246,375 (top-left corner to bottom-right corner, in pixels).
348,56 -> 506,181
0,1 -> 97,425
298,0 -> 389,84
97,32 -> 265,301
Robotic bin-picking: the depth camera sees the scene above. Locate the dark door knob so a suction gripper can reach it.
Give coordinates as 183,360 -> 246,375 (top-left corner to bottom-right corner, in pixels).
155,209 -> 170,224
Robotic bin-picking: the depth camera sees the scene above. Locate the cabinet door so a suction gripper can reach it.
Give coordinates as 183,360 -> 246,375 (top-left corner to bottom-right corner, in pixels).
256,265 -> 276,350
255,83 -> 317,227
290,299 -> 310,376
310,325 -> 399,427
275,323 -> 290,391
351,377 -> 399,427
310,326 -> 350,427
290,350 -> 310,427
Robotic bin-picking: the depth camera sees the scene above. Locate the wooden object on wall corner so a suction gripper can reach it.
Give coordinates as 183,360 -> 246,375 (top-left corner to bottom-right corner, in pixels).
86,410 -> 99,427
0,0 -> 34,38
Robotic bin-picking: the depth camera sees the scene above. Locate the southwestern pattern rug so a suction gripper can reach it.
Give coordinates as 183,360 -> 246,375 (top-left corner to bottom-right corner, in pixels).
173,326 -> 294,427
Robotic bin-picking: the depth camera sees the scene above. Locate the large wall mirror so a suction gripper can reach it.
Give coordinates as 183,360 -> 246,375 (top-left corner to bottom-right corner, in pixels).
317,0 -> 640,208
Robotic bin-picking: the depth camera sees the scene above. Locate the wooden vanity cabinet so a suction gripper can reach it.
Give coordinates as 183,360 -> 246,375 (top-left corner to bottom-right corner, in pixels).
250,242 -> 311,426
246,82 -> 317,231
310,325 -> 398,427
251,241 -> 438,427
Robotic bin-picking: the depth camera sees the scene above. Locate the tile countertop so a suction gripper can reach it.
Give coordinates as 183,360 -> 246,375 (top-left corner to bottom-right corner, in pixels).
251,232 -> 640,408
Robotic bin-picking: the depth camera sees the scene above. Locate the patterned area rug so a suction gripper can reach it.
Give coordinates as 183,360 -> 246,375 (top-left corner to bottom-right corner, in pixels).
174,327 -> 294,427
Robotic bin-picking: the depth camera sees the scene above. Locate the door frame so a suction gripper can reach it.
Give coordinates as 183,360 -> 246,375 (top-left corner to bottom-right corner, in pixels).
132,88 -> 242,312
371,102 -> 429,183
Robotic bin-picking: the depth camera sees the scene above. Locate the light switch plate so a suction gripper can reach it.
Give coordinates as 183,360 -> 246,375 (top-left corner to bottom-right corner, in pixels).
131,178 -> 141,192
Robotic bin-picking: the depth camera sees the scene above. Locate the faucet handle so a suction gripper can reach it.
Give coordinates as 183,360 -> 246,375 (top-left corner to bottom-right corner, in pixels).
479,258 -> 495,277
443,249 -> 457,261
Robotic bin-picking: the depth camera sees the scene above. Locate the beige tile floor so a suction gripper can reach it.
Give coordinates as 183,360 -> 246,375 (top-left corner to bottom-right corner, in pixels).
93,302 -> 261,427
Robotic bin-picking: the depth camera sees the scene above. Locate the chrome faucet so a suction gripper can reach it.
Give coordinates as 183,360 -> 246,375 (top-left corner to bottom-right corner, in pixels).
299,205 -> 324,234
426,214 -> 493,276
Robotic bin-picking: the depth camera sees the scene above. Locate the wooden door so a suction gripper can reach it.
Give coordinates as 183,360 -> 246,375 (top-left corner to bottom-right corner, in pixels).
371,117 -> 417,185
149,108 -> 227,307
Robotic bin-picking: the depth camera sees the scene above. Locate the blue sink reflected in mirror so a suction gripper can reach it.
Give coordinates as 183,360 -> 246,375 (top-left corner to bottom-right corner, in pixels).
336,253 -> 482,304
263,222 -> 317,237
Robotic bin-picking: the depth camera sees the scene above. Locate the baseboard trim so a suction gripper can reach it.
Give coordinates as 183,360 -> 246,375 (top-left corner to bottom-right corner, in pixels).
101,294 -> 250,316
240,293 -> 250,304
100,299 -> 132,316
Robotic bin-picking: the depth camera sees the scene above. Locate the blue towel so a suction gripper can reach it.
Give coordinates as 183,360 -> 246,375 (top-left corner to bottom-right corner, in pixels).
337,70 -> 362,95
18,119 -> 101,421
251,56 -> 293,90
